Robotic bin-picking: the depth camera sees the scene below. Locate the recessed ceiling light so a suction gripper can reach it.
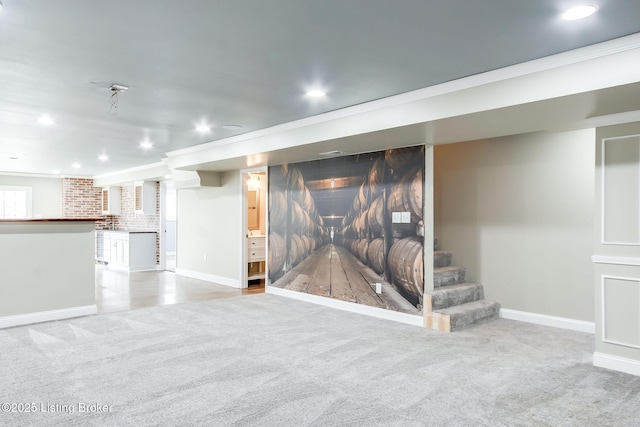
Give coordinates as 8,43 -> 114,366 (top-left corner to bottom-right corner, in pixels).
52,169 -> 61,175
139,140 -> 153,150
562,5 -> 597,20
306,89 -> 327,98
8,152 -> 26,160
98,154 -> 109,161
37,115 -> 55,126
222,124 -> 243,131
164,174 -> 172,180
195,124 -> 212,133
72,162 -> 81,169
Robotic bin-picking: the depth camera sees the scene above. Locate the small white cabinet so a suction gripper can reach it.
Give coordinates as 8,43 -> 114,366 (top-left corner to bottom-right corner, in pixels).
134,181 -> 157,215
102,187 -> 121,215
247,235 -> 265,280
101,231 -> 156,272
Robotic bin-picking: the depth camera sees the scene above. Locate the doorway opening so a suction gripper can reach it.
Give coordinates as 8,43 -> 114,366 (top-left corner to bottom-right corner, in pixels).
242,168 -> 267,292
161,181 -> 177,272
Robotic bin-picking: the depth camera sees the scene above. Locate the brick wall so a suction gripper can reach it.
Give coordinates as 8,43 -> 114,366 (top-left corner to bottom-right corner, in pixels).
62,178 -> 110,230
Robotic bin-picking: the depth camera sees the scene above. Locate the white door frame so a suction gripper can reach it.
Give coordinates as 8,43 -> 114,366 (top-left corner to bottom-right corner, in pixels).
159,181 -> 167,271
240,166 -> 268,288
159,180 -> 177,272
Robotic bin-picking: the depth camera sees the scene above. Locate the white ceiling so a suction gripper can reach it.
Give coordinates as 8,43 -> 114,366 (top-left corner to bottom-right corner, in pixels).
1,1 -> 640,177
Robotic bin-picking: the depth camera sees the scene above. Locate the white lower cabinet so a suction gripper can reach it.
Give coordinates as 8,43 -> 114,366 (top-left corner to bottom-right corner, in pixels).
101,231 -> 156,272
247,235 -> 266,280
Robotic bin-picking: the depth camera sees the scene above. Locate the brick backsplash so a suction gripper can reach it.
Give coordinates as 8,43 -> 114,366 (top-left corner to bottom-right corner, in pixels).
63,178 -> 160,264
113,184 -> 160,231
113,183 -> 161,264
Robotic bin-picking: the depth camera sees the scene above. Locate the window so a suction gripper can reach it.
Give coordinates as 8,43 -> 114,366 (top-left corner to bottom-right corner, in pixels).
0,186 -> 32,219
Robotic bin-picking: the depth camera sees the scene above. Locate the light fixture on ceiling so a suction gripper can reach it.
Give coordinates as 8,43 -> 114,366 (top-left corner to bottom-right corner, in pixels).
37,115 -> 54,126
72,162 -> 81,169
98,154 -> 109,161
562,5 -> 597,20
139,140 -> 153,150
222,124 -> 243,131
109,84 -> 129,115
164,174 -> 172,180
247,174 -> 261,189
195,124 -> 212,133
306,89 -> 327,98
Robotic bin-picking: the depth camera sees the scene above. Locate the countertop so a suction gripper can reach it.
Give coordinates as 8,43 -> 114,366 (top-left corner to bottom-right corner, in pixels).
0,218 -> 100,222
98,230 -> 157,234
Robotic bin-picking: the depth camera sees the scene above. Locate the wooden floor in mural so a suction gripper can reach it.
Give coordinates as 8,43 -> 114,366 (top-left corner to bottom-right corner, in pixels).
273,244 -> 420,315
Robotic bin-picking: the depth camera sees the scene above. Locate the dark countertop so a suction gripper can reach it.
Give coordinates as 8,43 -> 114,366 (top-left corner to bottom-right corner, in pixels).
0,218 -> 100,222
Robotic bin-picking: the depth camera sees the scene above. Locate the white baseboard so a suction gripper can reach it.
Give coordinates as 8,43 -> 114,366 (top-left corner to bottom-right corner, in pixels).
0,305 -> 97,329
266,286 -> 423,327
129,264 -> 160,272
176,268 -> 241,288
500,308 -> 595,334
593,352 -> 640,377
106,263 -> 159,273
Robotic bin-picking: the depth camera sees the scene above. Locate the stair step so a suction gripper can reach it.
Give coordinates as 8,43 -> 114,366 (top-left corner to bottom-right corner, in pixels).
434,266 -> 466,287
435,299 -> 501,331
428,282 -> 484,310
434,251 -> 452,268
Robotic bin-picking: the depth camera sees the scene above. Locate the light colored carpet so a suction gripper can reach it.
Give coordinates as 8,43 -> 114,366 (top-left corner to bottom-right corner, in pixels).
1,294 -> 638,426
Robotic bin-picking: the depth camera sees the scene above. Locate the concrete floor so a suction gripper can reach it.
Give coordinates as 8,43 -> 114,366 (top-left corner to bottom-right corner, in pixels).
95,265 -> 264,314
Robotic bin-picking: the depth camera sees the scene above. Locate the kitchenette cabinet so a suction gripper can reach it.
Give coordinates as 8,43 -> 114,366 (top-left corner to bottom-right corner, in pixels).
101,186 -> 121,215
97,231 -> 156,272
134,181 -> 157,215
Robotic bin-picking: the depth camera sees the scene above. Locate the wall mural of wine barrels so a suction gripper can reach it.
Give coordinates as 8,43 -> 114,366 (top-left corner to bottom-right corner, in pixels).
268,145 -> 425,315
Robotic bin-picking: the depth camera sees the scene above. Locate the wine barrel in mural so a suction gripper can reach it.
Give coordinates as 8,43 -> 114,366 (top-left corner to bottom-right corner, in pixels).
367,196 -> 385,237
268,232 -> 286,275
387,167 -> 423,236
367,237 -> 385,274
388,236 -> 424,304
269,145 -> 425,314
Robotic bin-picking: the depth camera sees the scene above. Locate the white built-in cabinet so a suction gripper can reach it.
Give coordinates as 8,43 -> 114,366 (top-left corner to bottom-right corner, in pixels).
247,235 -> 265,280
102,186 -> 121,215
100,231 -> 156,272
134,181 -> 157,214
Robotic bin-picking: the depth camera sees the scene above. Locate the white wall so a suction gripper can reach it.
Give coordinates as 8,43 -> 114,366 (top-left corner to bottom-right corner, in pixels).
176,171 -> 241,284
0,175 -> 62,218
434,129 -> 595,322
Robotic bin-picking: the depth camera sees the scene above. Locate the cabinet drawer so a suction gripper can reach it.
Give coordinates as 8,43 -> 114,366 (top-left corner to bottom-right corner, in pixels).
248,249 -> 265,261
248,237 -> 265,250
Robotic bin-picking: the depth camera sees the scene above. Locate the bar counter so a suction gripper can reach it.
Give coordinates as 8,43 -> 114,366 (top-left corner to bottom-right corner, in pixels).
0,219 -> 98,328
